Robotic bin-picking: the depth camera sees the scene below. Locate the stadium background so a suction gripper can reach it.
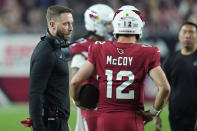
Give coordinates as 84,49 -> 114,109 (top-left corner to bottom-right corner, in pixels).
0,0 -> 196,130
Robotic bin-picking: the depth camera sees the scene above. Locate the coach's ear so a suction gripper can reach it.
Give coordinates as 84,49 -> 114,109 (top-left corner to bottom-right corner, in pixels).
48,20 -> 56,30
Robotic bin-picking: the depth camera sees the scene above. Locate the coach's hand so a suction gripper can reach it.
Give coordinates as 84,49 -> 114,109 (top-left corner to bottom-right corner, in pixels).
140,110 -> 154,125
153,116 -> 161,131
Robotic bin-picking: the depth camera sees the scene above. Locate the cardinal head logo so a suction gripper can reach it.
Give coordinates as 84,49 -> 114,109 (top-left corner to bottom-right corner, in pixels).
117,48 -> 124,54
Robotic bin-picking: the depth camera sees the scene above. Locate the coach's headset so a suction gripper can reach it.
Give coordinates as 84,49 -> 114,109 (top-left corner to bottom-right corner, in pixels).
43,30 -> 73,48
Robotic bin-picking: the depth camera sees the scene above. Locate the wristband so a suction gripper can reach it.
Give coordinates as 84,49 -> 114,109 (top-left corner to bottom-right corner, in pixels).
150,106 -> 161,116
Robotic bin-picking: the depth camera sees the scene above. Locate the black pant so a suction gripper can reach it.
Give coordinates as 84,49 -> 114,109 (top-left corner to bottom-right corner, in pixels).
42,106 -> 69,131
43,117 -> 68,131
169,115 -> 195,131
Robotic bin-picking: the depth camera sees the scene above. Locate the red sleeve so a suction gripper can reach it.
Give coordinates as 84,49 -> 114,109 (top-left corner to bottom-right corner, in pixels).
71,43 -> 84,57
87,43 -> 95,65
148,47 -> 161,71
71,39 -> 93,58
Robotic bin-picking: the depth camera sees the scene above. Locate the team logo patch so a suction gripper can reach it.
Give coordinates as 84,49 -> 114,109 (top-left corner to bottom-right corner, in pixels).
117,48 -> 124,54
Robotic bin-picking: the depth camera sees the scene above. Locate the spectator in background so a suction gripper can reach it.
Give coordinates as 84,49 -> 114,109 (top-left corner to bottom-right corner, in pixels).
70,4 -> 114,131
1,0 -> 197,39
26,8 -> 44,33
159,21 -> 197,131
0,0 -> 24,33
29,5 -> 73,131
70,6 -> 170,131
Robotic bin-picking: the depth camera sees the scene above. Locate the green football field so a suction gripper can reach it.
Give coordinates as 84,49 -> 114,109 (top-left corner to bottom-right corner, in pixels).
0,103 -> 170,131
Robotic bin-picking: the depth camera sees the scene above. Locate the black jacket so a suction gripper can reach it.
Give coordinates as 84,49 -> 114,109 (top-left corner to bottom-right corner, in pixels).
163,50 -> 197,120
29,36 -> 70,130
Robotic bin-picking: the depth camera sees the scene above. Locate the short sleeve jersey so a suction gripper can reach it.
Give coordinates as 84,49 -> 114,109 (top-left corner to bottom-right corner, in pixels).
71,38 -> 98,86
88,41 -> 160,112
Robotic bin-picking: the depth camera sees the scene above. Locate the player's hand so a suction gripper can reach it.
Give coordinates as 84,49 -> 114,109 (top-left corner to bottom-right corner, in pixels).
153,116 -> 161,131
78,105 -> 92,110
75,100 -> 96,110
75,101 -> 86,109
140,110 -> 154,125
75,101 -> 94,110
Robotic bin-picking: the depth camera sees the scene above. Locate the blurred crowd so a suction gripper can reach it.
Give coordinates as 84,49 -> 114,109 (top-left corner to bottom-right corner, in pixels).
0,0 -> 197,39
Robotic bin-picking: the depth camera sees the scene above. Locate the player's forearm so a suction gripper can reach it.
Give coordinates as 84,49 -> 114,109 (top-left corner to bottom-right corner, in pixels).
70,68 -> 81,101
70,61 -> 94,101
71,67 -> 79,78
154,85 -> 170,110
70,79 -> 81,101
149,66 -> 171,111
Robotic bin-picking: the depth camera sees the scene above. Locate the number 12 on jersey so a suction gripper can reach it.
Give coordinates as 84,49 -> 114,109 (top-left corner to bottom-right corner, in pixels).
105,70 -> 135,99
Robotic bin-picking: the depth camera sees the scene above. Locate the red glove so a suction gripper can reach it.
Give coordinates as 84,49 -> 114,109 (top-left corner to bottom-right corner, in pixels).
21,118 -> 32,127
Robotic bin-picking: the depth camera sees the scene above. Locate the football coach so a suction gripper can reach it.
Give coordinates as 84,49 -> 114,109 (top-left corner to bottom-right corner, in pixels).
29,5 -> 73,131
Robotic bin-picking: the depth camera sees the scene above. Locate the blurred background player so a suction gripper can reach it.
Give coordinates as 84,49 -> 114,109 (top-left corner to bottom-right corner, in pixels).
70,6 -> 170,131
161,21 -> 197,131
70,4 -> 114,131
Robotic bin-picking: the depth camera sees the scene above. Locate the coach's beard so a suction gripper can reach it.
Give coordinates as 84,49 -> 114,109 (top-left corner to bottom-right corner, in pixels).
56,29 -> 72,41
